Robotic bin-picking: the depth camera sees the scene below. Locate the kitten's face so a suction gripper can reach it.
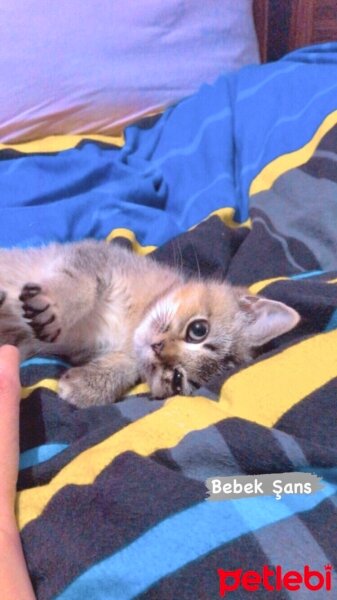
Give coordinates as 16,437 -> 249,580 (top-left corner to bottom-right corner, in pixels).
134,281 -> 300,399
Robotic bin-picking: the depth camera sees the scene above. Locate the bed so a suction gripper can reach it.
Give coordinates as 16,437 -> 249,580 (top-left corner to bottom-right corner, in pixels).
3,1 -> 337,598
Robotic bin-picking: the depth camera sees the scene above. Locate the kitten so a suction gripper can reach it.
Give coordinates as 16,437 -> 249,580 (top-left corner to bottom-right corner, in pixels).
0,240 -> 300,407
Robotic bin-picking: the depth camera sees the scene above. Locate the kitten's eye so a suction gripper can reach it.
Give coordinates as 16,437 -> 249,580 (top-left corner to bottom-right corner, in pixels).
172,368 -> 183,394
185,319 -> 209,343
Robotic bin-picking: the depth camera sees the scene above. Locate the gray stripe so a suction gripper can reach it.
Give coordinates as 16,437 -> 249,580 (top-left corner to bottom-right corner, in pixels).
117,395 -> 164,421
252,216 -> 306,272
271,429 -> 308,469
327,494 -> 337,510
300,150 -> 337,185
251,169 -> 337,271
314,149 -> 337,162
170,426 -> 242,482
255,515 -> 337,598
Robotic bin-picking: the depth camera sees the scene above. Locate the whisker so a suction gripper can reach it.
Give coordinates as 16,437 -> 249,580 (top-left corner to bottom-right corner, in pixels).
191,243 -> 201,282
172,241 -> 178,274
177,241 -> 184,277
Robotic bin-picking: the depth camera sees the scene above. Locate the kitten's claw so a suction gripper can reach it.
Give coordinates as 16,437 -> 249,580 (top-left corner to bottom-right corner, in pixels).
20,283 -> 61,343
23,304 -> 50,319
0,290 -> 6,307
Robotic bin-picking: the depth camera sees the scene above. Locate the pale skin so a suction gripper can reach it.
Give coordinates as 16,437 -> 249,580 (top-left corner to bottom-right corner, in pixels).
0,345 -> 35,599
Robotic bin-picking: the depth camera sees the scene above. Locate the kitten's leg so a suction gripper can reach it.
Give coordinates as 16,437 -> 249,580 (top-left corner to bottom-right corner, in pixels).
19,272 -> 98,343
58,352 -> 139,407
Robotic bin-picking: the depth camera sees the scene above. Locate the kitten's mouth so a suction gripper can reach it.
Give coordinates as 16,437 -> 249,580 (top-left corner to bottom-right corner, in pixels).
172,368 -> 199,395
134,333 -> 202,398
172,368 -> 183,394
144,364 -> 201,400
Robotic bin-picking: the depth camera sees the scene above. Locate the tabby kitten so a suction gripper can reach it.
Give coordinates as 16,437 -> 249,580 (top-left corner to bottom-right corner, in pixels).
0,240 -> 300,407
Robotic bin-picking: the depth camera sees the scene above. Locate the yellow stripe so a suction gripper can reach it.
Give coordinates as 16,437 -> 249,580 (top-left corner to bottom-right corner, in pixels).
17,394 -> 228,529
249,276 -> 288,295
17,328 -> 337,529
21,379 -> 58,399
219,328 -> 337,427
249,110 -> 337,196
106,228 -> 156,255
105,208 -> 251,255
202,207 -> 251,230
0,133 -> 124,155
21,377 -> 148,399
1,109 -> 168,154
128,382 -> 150,395
250,274 -> 337,296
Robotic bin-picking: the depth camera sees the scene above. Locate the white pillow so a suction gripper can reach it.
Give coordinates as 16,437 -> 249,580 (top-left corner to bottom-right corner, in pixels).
0,0 -> 259,142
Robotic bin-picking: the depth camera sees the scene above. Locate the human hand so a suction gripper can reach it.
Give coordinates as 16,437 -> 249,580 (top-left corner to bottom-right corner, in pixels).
0,345 -> 35,598
0,345 -> 21,527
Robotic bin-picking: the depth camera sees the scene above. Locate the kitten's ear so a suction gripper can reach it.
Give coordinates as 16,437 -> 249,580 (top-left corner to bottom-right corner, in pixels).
237,294 -> 300,347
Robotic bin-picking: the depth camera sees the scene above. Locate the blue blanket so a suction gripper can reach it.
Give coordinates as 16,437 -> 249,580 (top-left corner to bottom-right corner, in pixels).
5,43 -> 337,598
2,43 -> 337,251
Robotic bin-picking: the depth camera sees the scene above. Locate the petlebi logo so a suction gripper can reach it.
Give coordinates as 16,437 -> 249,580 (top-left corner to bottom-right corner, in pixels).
217,564 -> 332,596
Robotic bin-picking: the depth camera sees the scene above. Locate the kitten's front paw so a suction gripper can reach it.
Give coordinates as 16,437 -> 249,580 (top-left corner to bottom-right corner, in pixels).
58,366 -> 114,408
19,283 -> 61,342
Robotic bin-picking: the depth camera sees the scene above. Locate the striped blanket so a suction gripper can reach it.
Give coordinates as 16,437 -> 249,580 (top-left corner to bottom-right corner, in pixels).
5,43 -> 337,597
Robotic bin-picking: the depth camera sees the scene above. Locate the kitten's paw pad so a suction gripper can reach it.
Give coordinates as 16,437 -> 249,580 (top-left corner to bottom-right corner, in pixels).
58,367 -> 98,408
20,283 -> 61,342
19,283 -> 42,300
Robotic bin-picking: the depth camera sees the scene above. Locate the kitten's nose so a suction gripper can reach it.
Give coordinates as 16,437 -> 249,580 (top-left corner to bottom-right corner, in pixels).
151,341 -> 164,357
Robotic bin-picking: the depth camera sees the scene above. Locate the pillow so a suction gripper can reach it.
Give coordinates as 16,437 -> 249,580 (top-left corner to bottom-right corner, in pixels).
0,0 -> 259,143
